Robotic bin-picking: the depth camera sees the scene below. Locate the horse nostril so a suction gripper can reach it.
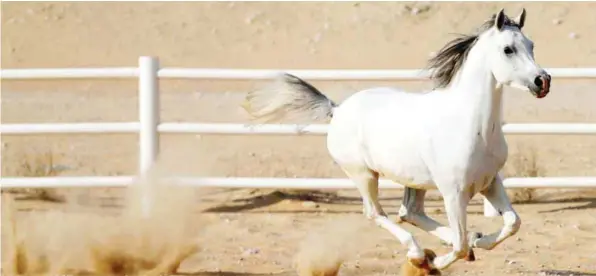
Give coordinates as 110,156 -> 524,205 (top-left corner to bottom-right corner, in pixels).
534,76 -> 543,87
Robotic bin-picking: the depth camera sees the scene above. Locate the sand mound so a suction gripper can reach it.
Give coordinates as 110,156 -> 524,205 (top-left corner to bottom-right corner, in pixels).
1,169 -> 201,276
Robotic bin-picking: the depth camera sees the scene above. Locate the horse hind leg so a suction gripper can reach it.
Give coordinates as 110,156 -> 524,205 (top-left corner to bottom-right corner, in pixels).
398,187 -> 480,261
343,168 -> 435,268
347,168 -> 384,219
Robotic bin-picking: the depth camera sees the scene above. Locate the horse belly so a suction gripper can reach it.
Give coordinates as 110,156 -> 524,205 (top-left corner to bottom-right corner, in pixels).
364,131 -> 435,189
379,169 -> 436,189
372,154 -> 435,189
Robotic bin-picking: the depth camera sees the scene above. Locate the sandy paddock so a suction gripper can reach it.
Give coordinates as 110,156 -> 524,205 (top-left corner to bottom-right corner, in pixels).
2,2 -> 596,276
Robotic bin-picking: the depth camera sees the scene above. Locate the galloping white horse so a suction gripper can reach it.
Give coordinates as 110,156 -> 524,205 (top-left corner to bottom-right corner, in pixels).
243,8 -> 551,273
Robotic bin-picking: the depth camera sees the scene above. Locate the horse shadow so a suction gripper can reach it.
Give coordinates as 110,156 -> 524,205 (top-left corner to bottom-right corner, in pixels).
533,197 -> 596,213
202,189 -> 370,213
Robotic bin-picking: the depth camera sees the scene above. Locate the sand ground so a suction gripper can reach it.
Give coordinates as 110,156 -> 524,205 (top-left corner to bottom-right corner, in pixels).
2,2 -> 596,275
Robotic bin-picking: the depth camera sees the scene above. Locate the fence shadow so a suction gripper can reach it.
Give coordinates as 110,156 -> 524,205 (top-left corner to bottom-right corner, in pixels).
537,197 -> 596,213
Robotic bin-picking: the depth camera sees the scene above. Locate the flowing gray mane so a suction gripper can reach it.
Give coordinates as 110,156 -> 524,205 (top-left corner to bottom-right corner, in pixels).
427,14 -> 521,88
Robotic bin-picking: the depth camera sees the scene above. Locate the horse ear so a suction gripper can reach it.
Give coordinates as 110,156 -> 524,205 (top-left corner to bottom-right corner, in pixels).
515,8 -> 526,29
494,8 -> 506,31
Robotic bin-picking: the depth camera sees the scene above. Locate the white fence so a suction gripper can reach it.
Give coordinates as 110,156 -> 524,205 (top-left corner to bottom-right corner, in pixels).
2,56 -> 596,213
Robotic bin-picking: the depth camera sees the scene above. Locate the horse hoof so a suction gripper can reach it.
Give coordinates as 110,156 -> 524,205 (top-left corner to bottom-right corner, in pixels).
464,248 -> 476,262
401,249 -> 441,276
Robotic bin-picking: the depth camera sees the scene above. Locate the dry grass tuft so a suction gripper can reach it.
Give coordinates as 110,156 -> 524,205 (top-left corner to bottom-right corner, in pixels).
5,151 -> 66,202
1,166 -> 201,276
293,217 -> 366,276
504,144 -> 544,203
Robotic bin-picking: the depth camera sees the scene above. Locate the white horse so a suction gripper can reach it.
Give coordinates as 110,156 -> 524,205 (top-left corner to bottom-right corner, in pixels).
243,8 -> 551,273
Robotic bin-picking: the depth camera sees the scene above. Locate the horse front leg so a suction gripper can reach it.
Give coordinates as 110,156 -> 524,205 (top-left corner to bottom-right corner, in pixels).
432,184 -> 472,270
474,174 -> 521,250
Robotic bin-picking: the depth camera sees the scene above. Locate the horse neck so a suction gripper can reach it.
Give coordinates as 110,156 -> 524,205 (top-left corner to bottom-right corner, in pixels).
448,39 -> 503,138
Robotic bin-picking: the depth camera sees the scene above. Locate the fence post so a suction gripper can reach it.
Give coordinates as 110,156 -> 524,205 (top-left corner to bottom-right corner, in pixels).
138,56 -> 160,217
139,56 -> 160,174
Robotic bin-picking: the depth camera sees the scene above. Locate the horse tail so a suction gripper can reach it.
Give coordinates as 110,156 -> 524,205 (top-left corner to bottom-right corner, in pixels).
242,73 -> 337,123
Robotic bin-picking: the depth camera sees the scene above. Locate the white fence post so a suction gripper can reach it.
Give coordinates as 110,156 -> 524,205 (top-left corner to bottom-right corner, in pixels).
138,56 -> 160,174
138,56 -> 160,217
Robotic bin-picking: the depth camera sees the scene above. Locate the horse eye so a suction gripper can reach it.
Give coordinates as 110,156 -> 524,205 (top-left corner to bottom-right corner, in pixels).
504,46 -> 514,55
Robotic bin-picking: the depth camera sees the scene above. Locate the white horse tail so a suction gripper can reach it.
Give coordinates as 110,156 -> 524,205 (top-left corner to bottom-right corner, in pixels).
242,73 -> 337,123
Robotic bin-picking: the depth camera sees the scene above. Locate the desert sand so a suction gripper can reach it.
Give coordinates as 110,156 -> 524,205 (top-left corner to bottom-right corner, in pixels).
2,2 -> 596,276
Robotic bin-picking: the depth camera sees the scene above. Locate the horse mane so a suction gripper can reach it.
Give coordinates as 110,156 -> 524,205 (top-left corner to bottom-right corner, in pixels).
426,13 -> 521,88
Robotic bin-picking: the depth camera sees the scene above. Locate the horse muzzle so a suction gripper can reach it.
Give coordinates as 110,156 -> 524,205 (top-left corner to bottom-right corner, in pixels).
530,73 -> 551,99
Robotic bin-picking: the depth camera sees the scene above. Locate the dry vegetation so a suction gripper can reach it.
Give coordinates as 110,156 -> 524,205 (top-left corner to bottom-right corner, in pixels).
3,150 -> 66,202
503,143 -> 544,203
